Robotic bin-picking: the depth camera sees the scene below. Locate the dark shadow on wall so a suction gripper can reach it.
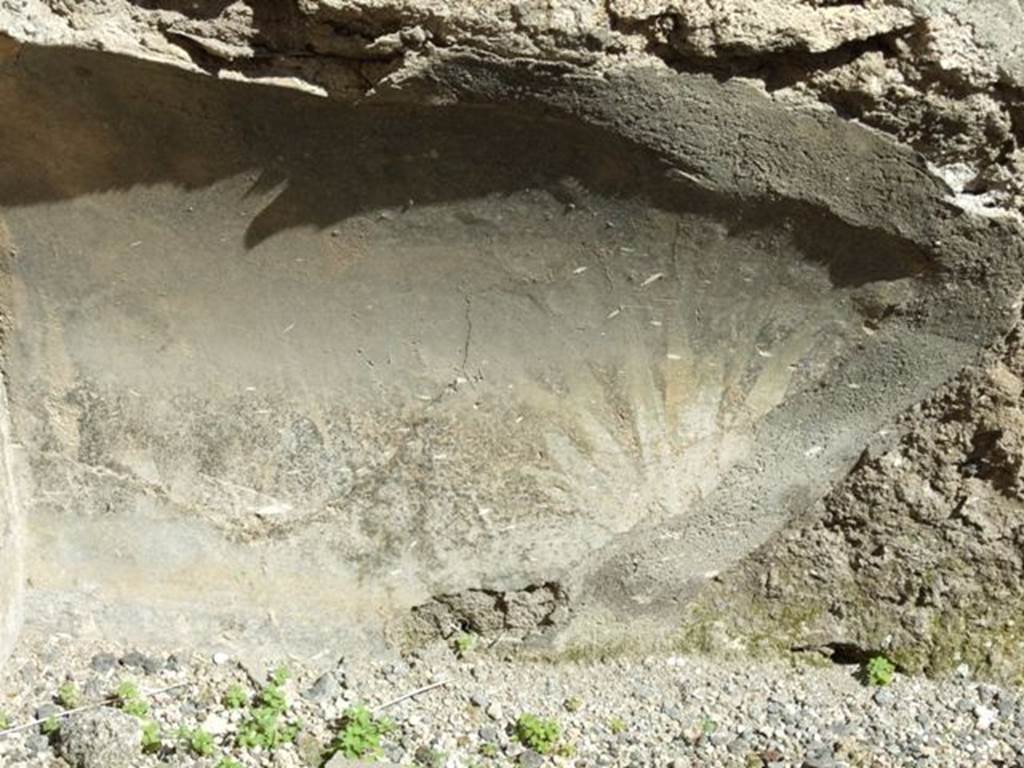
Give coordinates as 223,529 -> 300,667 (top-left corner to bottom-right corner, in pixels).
0,44 -> 928,288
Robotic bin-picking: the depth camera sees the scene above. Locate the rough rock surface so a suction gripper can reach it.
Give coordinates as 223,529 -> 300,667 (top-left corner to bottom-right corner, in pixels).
57,706 -> 142,768
1,0 -> 1024,679
684,322 -> 1024,682
1,0 -> 1020,218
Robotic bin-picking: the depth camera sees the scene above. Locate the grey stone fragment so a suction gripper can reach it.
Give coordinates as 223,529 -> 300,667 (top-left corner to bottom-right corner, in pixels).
88,653 -> 117,673
873,688 -> 895,706
304,671 -> 342,702
119,650 -> 160,674
34,703 -> 60,721
323,755 -> 399,768
58,707 -> 141,768
517,749 -> 544,768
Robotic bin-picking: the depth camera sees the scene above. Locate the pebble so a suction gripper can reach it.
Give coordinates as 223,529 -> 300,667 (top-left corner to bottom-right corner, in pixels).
974,705 -> 998,730
88,653 -> 117,673
118,650 -> 160,675
304,672 -> 342,702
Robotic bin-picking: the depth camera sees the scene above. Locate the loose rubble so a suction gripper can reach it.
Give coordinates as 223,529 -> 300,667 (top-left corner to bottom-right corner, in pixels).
1,635 -> 1023,767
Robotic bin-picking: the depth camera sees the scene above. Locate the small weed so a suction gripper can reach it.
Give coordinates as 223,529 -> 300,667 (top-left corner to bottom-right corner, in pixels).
563,696 -> 583,713
608,717 -> 626,735
514,713 -> 560,755
141,721 -> 161,754
179,726 -> 216,757
866,655 -> 896,687
115,681 -> 150,718
223,683 -> 248,709
237,707 -> 300,750
237,671 -> 300,751
57,682 -> 81,709
556,741 -> 577,757
700,715 -> 717,736
328,705 -> 393,760
479,742 -> 499,758
0,712 -> 10,730
41,716 -> 60,736
271,665 -> 290,686
453,633 -> 477,658
215,759 -> 242,768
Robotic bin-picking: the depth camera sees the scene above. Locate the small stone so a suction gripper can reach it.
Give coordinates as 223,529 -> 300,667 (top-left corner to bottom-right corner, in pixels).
486,702 -> 504,721
633,684 -> 656,701
802,759 -> 839,768
35,703 -> 61,722
236,654 -> 269,686
479,726 -> 500,743
89,653 -> 117,673
727,737 -> 749,754
517,749 -> 544,768
974,705 -> 998,731
296,732 -> 324,766
873,689 -> 895,706
324,754 -> 397,768
304,672 -> 342,702
24,733 -> 51,754
710,730 -> 731,747
119,650 -> 160,675
201,712 -> 231,736
661,704 -> 683,721
414,745 -> 447,767
58,707 -> 141,768
470,691 -> 489,708
212,651 -> 231,665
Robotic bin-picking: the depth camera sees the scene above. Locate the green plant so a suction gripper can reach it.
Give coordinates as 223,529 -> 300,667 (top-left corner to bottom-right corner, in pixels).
179,726 -> 216,757
479,742 -> 499,758
453,633 -> 477,657
513,713 -> 561,755
223,683 -> 248,709
328,705 -> 394,760
141,721 -> 162,754
608,716 -> 626,735
236,673 -> 300,751
700,715 -> 717,736
115,681 -> 150,718
57,682 -> 81,709
215,759 -> 242,768
271,665 -> 290,686
866,655 -> 896,686
41,716 -> 60,736
237,709 -> 300,750
0,712 -> 10,730
563,696 -> 582,713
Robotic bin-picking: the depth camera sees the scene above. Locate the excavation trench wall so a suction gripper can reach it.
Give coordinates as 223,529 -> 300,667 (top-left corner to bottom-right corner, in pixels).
0,0 -> 1023,666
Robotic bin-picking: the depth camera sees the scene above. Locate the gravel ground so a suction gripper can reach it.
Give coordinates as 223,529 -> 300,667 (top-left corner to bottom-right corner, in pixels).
1,634 -> 1022,768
